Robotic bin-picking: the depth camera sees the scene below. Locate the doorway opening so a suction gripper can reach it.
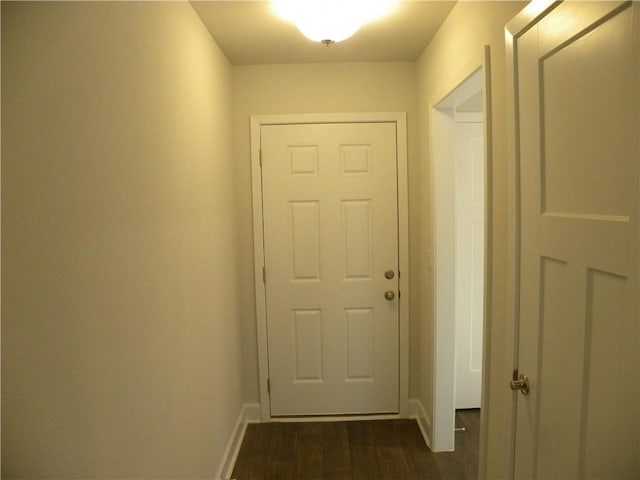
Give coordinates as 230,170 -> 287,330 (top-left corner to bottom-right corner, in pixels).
250,113 -> 410,422
432,67 -> 489,452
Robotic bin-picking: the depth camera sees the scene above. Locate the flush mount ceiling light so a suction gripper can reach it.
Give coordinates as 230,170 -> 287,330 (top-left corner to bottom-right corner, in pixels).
273,0 -> 396,45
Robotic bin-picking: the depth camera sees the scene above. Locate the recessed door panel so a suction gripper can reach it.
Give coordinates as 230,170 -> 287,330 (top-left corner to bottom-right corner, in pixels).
289,201 -> 320,281
541,9 -> 630,217
343,200 -> 372,280
293,309 -> 323,382
341,145 -> 371,175
289,145 -> 318,177
581,268 -> 636,478
345,308 -> 374,380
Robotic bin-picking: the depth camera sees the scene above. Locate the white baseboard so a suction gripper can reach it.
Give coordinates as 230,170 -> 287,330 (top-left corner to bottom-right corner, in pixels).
409,398 -> 432,448
215,403 -> 261,480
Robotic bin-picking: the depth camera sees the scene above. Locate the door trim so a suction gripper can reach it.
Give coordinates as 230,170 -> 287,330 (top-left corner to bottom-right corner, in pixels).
432,68 -> 484,452
430,48 -> 493,454
250,112 -> 409,421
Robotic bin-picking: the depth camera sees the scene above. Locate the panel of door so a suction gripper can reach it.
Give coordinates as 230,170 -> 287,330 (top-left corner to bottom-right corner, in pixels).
510,2 -> 639,478
454,119 -> 484,409
261,122 -> 399,416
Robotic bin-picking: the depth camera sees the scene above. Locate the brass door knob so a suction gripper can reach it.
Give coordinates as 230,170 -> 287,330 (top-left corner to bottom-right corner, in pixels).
384,291 -> 395,301
510,373 -> 530,396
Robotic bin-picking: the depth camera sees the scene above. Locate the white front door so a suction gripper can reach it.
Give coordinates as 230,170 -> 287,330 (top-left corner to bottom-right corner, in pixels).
261,122 -> 400,416
454,116 -> 484,409
508,2 -> 639,477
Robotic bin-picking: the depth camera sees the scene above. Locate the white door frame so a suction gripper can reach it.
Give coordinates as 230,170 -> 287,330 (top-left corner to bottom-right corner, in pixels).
250,112 -> 410,421
430,48 -> 493,452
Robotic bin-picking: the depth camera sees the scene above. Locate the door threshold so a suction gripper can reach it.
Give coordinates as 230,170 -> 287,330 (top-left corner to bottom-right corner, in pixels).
269,412 -> 403,423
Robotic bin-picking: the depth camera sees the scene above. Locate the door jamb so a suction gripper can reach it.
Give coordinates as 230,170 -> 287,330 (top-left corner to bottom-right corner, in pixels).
430,47 -> 493,455
250,112 -> 409,421
431,68 -> 484,452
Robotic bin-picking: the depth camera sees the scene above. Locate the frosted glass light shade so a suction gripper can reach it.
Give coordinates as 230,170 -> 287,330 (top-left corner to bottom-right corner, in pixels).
295,5 -> 362,43
273,0 -> 395,44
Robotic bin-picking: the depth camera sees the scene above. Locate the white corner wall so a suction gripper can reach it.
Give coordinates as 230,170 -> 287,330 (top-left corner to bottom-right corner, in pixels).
415,1 -> 526,476
1,2 -> 244,477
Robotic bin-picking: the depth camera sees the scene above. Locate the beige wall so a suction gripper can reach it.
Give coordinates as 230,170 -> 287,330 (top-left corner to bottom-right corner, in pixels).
1,2 -> 243,478
415,1 -> 525,476
232,62 -> 420,402
1,1 -> 530,477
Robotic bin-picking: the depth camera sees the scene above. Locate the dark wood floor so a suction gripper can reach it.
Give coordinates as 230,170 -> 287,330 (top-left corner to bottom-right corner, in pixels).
232,409 -> 480,480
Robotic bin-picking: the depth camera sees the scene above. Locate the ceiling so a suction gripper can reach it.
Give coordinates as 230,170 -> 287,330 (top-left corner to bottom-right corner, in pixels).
190,1 -> 457,65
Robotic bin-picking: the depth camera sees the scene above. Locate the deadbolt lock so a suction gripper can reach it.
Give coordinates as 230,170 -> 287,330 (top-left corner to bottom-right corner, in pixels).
384,270 -> 395,279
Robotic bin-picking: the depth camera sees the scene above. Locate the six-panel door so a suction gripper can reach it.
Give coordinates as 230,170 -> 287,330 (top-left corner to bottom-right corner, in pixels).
261,122 -> 400,416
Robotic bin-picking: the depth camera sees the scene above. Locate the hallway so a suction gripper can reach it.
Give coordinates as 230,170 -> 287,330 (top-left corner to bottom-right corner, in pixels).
232,410 -> 479,479
1,1 -> 534,478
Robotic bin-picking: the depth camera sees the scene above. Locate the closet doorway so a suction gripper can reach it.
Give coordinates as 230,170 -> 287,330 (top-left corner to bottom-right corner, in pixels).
432,66 -> 489,451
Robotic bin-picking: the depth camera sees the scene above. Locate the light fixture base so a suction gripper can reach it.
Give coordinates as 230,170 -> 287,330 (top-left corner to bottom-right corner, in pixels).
321,39 -> 336,46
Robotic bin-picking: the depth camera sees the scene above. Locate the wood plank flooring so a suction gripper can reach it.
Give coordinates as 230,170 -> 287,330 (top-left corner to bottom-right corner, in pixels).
232,409 -> 480,480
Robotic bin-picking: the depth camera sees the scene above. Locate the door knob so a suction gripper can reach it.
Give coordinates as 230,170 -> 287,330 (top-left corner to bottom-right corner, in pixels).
510,373 -> 530,396
384,291 -> 395,301
384,270 -> 395,279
